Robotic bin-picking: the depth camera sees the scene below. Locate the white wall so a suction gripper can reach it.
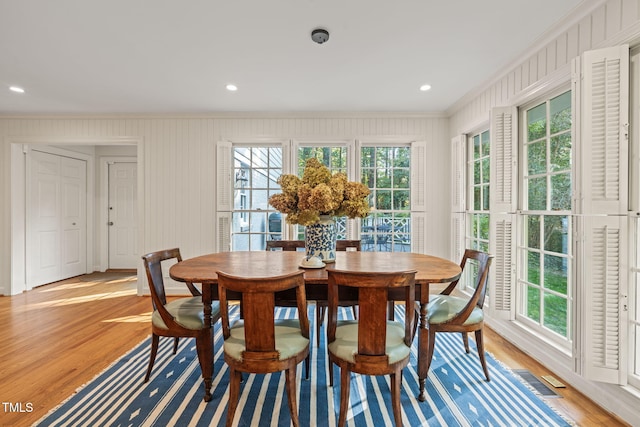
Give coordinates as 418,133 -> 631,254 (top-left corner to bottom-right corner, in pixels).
448,1 -> 640,425
0,114 -> 451,295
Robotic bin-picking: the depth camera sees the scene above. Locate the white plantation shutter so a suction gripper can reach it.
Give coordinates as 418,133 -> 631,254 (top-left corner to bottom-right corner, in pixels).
216,212 -> 231,252
216,141 -> 233,251
411,140 -> 427,212
451,135 -> 466,213
489,107 -> 518,319
451,213 -> 465,262
451,134 -> 466,262
411,212 -> 426,254
581,45 -> 629,216
490,214 -> 515,318
217,141 -> 233,212
582,215 -> 627,383
579,45 -> 629,384
490,107 -> 518,213
411,141 -> 427,252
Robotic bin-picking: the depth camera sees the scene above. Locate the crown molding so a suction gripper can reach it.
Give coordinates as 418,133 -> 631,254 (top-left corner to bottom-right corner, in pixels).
0,111 -> 448,120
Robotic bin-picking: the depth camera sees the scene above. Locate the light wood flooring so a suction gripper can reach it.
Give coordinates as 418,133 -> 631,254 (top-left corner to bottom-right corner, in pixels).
0,271 -> 630,426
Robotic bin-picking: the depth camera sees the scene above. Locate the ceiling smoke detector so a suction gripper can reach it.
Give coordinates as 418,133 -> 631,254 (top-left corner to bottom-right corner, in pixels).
311,28 -> 329,44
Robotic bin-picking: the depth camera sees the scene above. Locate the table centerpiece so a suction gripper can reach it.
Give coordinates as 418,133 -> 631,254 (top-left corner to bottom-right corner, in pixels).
268,158 -> 370,262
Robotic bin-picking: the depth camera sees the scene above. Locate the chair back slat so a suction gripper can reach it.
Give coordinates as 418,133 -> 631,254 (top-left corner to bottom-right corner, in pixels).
241,292 -> 276,352
356,287 -> 389,355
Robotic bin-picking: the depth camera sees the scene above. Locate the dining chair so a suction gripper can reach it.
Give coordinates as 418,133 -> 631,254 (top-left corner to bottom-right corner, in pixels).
141,248 -> 221,400
217,270 -> 310,427
326,269 -> 416,427
424,248 -> 493,381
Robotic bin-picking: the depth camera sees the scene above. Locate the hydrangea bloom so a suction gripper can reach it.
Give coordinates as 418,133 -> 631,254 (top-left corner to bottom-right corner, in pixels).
269,158 -> 370,226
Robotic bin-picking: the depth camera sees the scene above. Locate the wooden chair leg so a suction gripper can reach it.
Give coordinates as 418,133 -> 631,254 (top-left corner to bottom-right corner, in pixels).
338,367 -> 351,427
173,337 -> 179,354
329,359 -> 334,387
144,334 -> 160,383
462,332 -> 470,353
316,303 -> 324,346
387,301 -> 395,320
305,354 -> 310,380
390,371 -> 403,427
226,367 -> 242,427
475,329 -> 490,381
411,307 -> 420,342
285,366 -> 300,427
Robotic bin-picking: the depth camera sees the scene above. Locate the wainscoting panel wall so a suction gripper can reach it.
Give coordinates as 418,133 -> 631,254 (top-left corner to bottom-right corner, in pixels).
0,114 -> 450,296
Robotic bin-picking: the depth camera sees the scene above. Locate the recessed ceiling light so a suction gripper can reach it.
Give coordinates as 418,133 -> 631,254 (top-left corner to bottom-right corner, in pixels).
9,86 -> 25,93
420,84 -> 431,92
226,84 -> 238,92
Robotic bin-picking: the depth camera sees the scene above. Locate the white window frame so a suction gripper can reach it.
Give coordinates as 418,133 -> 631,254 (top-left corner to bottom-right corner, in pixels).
515,86 -> 574,350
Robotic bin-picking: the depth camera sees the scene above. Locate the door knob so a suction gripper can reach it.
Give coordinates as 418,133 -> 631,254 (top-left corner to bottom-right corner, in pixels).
108,221 -> 114,226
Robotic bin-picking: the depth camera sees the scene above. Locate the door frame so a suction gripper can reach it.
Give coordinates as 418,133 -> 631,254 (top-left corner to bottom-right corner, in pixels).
99,157 -> 137,271
8,137 -> 143,296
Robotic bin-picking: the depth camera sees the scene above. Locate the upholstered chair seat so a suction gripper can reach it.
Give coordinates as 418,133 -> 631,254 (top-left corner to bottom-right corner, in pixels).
328,320 -> 411,365
151,297 -> 220,330
225,319 -> 310,362
427,295 -> 484,326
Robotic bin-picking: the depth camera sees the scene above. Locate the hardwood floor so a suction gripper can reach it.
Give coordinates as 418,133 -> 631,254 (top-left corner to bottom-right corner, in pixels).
0,272 -> 629,426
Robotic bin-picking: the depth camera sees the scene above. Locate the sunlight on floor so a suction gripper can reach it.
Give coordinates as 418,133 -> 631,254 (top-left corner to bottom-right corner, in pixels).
103,313 -> 152,323
17,289 -> 138,311
38,276 -> 137,292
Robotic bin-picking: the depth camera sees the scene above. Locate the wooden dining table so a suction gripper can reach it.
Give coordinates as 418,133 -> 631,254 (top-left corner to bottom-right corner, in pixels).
169,250 -> 461,402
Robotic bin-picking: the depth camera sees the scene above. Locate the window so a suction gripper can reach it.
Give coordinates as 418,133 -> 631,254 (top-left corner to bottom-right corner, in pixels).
231,146 -> 282,250
224,140 -> 421,252
518,90 -> 573,344
360,146 -> 411,252
465,130 -> 490,291
295,145 -> 349,240
467,131 -> 490,252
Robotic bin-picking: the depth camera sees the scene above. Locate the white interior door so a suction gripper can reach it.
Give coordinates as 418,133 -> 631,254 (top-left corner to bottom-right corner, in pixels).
108,162 -> 137,269
61,156 -> 87,278
27,150 -> 87,287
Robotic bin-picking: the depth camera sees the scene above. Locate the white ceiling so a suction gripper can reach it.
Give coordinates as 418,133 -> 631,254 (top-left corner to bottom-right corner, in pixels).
0,0 -> 586,115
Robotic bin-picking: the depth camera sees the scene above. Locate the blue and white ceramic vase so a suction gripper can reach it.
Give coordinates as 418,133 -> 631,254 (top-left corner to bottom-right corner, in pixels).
305,215 -> 337,263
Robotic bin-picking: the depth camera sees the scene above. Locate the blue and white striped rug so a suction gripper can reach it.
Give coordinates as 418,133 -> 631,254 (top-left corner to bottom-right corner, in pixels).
36,306 -> 572,426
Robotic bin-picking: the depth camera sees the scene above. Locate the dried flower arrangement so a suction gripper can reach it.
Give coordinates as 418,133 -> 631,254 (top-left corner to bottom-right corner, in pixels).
268,158 -> 371,226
